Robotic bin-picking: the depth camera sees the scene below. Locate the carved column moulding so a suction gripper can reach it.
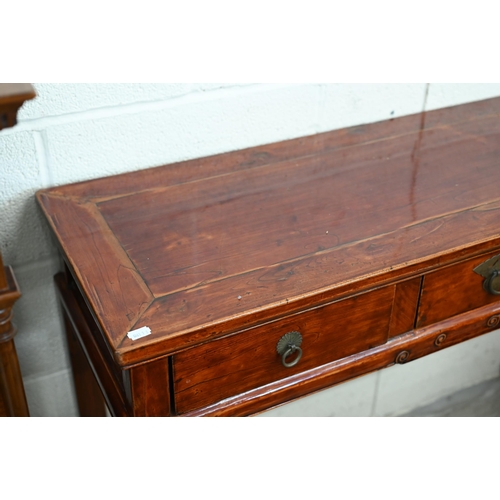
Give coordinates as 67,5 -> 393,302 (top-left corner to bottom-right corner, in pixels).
0,83 -> 36,416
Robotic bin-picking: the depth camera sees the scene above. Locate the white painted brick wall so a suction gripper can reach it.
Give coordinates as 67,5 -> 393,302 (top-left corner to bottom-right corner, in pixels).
318,83 -> 428,132
2,83 -> 500,417
16,83 -> 254,121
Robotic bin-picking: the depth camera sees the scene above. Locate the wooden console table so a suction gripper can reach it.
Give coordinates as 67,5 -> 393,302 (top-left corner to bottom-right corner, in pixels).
37,97 -> 500,416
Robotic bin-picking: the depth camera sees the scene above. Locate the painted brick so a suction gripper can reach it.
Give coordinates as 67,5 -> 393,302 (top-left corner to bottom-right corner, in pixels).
194,83 -> 255,92
18,83 -> 192,121
0,130 -> 55,265
18,83 -> 253,122
12,258 -> 70,379
44,84 -> 321,186
426,83 -> 500,111
318,83 -> 427,132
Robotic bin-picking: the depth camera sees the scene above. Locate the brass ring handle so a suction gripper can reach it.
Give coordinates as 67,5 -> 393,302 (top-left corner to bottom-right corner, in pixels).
276,331 -> 303,368
282,345 -> 303,368
484,269 -> 500,296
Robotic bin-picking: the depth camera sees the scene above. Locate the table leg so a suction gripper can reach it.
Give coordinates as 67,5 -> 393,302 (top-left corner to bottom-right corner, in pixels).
63,309 -> 106,417
0,337 -> 29,416
0,263 -> 29,417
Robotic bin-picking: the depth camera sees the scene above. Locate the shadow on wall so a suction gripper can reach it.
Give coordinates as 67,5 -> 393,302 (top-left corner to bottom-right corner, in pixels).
1,189 -> 55,267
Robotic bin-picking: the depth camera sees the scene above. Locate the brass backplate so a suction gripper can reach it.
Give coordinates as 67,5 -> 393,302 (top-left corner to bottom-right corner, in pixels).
473,253 -> 500,278
276,331 -> 302,356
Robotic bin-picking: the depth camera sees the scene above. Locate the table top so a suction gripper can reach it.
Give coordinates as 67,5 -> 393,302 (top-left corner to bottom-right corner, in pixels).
37,97 -> 500,367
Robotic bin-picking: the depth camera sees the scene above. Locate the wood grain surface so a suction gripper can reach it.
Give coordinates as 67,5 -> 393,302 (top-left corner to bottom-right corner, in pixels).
174,285 -> 395,413
55,273 -> 130,416
0,265 -> 29,416
37,97 -> 500,368
417,249 -> 500,327
183,300 -> 500,417
130,359 -> 171,416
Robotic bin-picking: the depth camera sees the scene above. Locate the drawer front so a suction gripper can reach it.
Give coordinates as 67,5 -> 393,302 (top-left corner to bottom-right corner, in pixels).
417,251 -> 500,328
173,286 -> 395,414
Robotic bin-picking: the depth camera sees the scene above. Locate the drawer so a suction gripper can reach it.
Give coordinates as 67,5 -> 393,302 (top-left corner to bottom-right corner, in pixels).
417,251 -> 500,328
173,285 -> 395,414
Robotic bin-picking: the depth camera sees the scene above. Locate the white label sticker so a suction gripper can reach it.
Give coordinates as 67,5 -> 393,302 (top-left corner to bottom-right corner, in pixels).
127,326 -> 152,341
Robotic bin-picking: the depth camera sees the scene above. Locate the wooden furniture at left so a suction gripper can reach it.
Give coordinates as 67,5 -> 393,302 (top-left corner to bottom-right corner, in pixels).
0,254 -> 28,416
0,83 -> 36,416
0,83 -> 36,131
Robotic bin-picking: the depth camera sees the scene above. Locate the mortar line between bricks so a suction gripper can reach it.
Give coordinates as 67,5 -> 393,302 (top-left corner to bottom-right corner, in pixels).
33,130 -> 52,187
370,371 -> 382,417
12,254 -> 59,274
22,367 -> 75,386
314,84 -> 327,133
9,83 -> 301,132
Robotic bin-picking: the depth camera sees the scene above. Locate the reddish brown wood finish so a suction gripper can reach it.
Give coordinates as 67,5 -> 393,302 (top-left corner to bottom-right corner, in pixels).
389,277 -> 422,338
56,272 -> 172,416
55,273 -> 129,417
184,300 -> 500,417
0,254 -> 7,291
63,310 -> 106,417
417,250 -> 500,327
36,97 -> 500,416
130,359 -> 170,417
0,384 -> 6,415
0,85 -> 35,416
174,286 -> 394,413
0,83 -> 36,130
0,265 -> 29,417
38,98 -> 500,368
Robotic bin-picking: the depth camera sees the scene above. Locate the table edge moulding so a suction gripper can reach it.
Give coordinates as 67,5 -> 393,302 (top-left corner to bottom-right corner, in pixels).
36,96 -> 500,417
